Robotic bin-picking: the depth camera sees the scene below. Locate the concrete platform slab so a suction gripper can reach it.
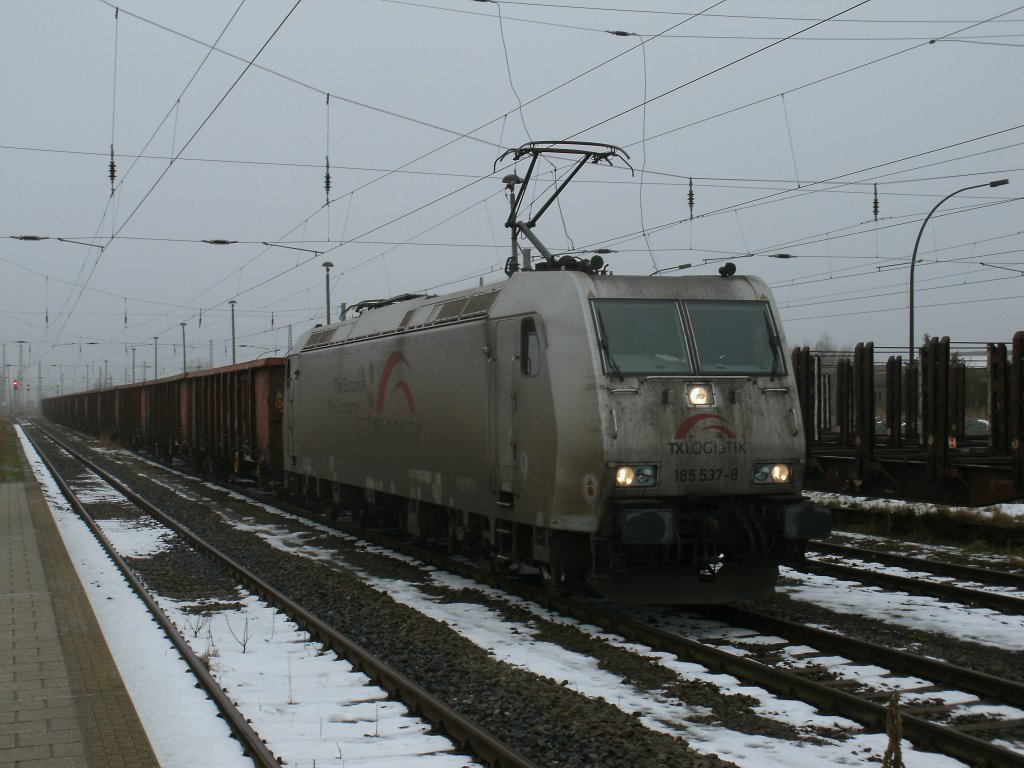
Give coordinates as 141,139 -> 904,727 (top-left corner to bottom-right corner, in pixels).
1,459 -> 159,768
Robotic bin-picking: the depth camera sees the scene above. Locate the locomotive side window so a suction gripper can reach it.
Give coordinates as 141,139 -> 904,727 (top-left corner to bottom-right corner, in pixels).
685,301 -> 783,375
521,318 -> 540,376
592,299 -> 692,375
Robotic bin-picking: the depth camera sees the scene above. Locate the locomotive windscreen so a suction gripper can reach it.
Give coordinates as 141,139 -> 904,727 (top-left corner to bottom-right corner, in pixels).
686,300 -> 783,375
592,299 -> 692,375
592,298 -> 782,376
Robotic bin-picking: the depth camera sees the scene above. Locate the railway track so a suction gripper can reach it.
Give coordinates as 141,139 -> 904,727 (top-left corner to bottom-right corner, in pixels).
557,599 -> 1024,767
248,486 -> 1024,766
28,420 -> 1024,766
805,541 -> 1024,613
22,427 -> 281,768
694,604 -> 1024,751
294,499 -> 1024,766
376,549 -> 1024,765
22,424 -> 533,768
810,540 -> 1024,588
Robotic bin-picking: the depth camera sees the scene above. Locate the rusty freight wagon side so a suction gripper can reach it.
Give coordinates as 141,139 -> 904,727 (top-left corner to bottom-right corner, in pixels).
42,389 -> 95,434
43,358 -> 286,483
182,358 -> 286,481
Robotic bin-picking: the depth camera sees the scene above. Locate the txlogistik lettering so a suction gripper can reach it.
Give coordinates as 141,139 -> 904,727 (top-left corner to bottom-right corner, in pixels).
669,440 -> 747,455
370,417 -> 422,450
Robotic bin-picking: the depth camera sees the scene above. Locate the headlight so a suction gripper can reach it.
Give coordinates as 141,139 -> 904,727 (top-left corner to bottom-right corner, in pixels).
687,384 -> 713,407
753,463 -> 792,485
614,464 -> 659,487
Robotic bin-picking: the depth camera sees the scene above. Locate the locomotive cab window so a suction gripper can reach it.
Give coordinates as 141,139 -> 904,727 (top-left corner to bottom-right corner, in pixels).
521,318 -> 541,376
685,300 -> 783,376
592,299 -> 692,375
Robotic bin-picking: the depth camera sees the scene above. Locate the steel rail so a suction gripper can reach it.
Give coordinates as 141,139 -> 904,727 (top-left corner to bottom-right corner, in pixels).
804,558 -> 1024,613
35,421 -> 1024,767
241,503 -> 1024,768
32,425 -> 539,768
563,601 -> 1024,768
23,428 -> 282,768
810,540 -> 1024,589
702,604 -> 1024,709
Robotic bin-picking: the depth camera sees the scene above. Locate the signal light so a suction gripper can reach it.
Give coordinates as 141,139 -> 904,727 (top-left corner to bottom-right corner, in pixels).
12,379 -> 18,390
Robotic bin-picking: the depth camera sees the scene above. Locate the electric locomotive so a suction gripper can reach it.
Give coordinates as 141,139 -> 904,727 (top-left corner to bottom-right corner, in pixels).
284,141 -> 828,603
283,263 -> 829,603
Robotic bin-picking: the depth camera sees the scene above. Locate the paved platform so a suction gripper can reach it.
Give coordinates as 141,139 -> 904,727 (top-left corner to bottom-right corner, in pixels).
1,448 -> 158,767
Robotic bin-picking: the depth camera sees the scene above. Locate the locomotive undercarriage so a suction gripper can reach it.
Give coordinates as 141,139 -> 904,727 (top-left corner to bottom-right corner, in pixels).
610,499 -> 797,568
283,470 -> 827,603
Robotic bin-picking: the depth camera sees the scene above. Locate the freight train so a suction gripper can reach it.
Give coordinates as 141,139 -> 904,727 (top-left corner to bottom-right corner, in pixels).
41,142 -> 830,603
41,263 -> 830,603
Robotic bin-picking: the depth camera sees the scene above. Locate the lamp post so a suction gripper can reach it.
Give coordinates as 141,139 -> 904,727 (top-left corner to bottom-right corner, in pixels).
180,322 -> 187,374
908,178 -> 1009,363
153,337 -> 158,378
322,261 -> 334,324
229,300 -> 237,365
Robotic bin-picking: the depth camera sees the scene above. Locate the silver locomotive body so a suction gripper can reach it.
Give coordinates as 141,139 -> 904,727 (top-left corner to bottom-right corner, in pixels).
284,270 -> 828,603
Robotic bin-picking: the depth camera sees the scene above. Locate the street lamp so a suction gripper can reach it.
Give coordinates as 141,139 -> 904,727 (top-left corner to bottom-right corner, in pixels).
229,300 -> 237,365
322,261 -> 334,324
908,178 -> 1009,363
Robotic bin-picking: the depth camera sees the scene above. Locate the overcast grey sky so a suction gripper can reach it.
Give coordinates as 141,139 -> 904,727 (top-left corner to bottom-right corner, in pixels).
2,0 -> 1022,394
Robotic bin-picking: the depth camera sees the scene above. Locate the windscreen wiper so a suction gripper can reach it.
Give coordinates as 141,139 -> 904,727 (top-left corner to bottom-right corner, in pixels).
594,310 -> 624,381
765,311 -> 782,380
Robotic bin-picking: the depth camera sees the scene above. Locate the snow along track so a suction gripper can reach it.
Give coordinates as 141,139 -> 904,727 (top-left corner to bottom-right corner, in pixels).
21,424 -> 507,768
33,419 -> 1022,768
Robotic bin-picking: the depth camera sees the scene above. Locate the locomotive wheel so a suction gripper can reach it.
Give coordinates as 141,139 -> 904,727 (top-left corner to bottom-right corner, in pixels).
540,565 -> 570,597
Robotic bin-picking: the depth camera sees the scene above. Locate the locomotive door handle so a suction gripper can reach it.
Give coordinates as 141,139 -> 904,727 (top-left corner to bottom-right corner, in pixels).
789,408 -> 798,436
509,354 -> 519,406
609,408 -> 618,439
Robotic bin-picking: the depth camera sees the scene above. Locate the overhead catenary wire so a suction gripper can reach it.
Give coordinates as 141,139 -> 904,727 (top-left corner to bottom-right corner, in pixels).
580,124 -> 1024,257
11,1 -> 1023,380
43,0 -> 253,361
46,0 -> 304,364
28,113 -> 1019,358
108,6 -> 119,198
378,0 -> 1024,41
565,0 -> 876,140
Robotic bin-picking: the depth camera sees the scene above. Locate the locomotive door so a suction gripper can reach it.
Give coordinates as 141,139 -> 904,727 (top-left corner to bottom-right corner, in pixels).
491,319 -> 519,506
